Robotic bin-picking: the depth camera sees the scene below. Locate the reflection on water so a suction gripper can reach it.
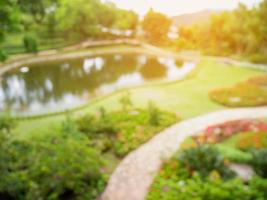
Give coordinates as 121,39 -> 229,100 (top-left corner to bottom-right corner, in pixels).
0,53 -> 196,114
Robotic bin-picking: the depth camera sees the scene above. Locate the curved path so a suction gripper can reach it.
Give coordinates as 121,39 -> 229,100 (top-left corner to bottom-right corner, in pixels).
101,107 -> 267,200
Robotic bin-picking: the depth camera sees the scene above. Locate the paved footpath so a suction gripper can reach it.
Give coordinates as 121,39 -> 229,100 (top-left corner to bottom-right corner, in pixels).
101,107 -> 267,200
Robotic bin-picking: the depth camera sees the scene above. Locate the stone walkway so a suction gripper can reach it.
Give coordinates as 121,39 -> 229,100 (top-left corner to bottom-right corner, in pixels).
101,107 -> 267,200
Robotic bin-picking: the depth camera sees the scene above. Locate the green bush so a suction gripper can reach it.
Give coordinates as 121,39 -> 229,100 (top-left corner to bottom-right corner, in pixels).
216,144 -> 253,163
76,106 -> 177,157
177,145 -> 235,179
249,176 -> 267,199
0,123 -> 106,200
251,149 -> 267,178
0,49 -> 7,61
147,101 -> 160,126
119,92 -> 133,111
147,175 -> 265,200
23,34 -> 38,53
0,114 -> 16,133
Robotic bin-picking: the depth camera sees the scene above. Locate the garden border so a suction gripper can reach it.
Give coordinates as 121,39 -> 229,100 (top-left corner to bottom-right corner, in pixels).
101,107 -> 267,200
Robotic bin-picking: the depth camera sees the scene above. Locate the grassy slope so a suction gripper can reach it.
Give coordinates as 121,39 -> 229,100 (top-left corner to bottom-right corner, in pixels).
14,55 -> 263,139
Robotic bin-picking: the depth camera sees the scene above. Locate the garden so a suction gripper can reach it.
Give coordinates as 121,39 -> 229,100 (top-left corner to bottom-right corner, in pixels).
1,0 -> 267,200
0,93 -> 178,200
147,119 -> 267,200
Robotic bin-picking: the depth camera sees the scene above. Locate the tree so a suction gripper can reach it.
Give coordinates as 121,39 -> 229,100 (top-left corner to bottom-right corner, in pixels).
0,0 -> 20,61
55,0 -> 107,39
142,9 -> 171,45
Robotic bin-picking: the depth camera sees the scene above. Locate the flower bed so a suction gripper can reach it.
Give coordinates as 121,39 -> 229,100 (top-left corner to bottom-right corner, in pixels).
209,75 -> 267,107
195,119 -> 267,144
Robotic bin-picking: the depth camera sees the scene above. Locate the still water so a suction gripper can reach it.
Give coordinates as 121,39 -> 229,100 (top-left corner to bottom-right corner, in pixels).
0,53 -> 195,114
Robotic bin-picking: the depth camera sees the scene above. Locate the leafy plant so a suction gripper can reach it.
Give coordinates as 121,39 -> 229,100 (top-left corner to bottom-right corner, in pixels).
0,114 -> 16,133
250,149 -> 267,178
23,34 -> 38,53
147,175 -> 265,200
177,145 -> 235,179
119,92 -> 133,111
0,124 -> 106,200
147,101 -> 160,126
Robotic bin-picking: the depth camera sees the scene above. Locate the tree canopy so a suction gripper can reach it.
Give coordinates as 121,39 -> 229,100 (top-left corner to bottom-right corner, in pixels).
176,1 -> 267,62
142,9 -> 171,45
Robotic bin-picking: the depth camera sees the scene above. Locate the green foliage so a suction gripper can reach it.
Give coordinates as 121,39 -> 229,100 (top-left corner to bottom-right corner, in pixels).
147,144 -> 267,200
147,175 -> 265,200
0,0 -> 20,61
251,149 -> 267,178
147,101 -> 160,126
0,114 -> 16,133
249,176 -> 267,199
76,105 -> 177,156
142,9 -> 171,45
177,2 -> 267,63
177,145 -> 235,179
119,92 -> 133,111
216,144 -> 253,163
0,123 -> 106,200
0,49 -> 7,61
113,9 -> 138,32
23,34 -> 38,53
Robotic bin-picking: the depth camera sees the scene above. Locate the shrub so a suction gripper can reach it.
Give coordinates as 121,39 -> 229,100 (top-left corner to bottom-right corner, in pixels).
250,149 -> 267,178
147,175 -> 265,200
216,144 -> 253,163
76,114 -> 117,136
0,49 -> 7,62
113,108 -> 177,156
23,34 -> 38,53
147,101 -> 160,126
119,92 -> 133,111
249,176 -> 267,199
0,127 -> 106,200
177,145 -> 235,179
0,114 -> 16,133
76,107 -> 177,157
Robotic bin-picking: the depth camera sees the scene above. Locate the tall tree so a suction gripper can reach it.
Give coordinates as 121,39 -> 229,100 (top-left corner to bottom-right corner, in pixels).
0,0 -> 20,61
142,9 -> 171,45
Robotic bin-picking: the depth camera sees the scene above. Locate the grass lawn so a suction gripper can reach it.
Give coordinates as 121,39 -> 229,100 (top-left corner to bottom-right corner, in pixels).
12,48 -> 264,139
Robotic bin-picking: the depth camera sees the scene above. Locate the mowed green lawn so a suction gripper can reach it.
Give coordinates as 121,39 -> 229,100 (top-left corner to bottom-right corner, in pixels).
14,56 -> 264,139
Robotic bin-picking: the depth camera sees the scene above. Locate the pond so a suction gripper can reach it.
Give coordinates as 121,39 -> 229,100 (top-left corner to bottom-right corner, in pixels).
0,53 -> 196,114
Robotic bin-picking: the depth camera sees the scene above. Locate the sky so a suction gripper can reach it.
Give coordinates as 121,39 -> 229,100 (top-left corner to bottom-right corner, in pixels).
108,0 -> 262,16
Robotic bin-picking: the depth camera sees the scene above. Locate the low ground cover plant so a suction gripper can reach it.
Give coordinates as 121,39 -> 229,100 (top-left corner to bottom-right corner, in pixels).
250,149 -> 267,178
209,75 -> 267,107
